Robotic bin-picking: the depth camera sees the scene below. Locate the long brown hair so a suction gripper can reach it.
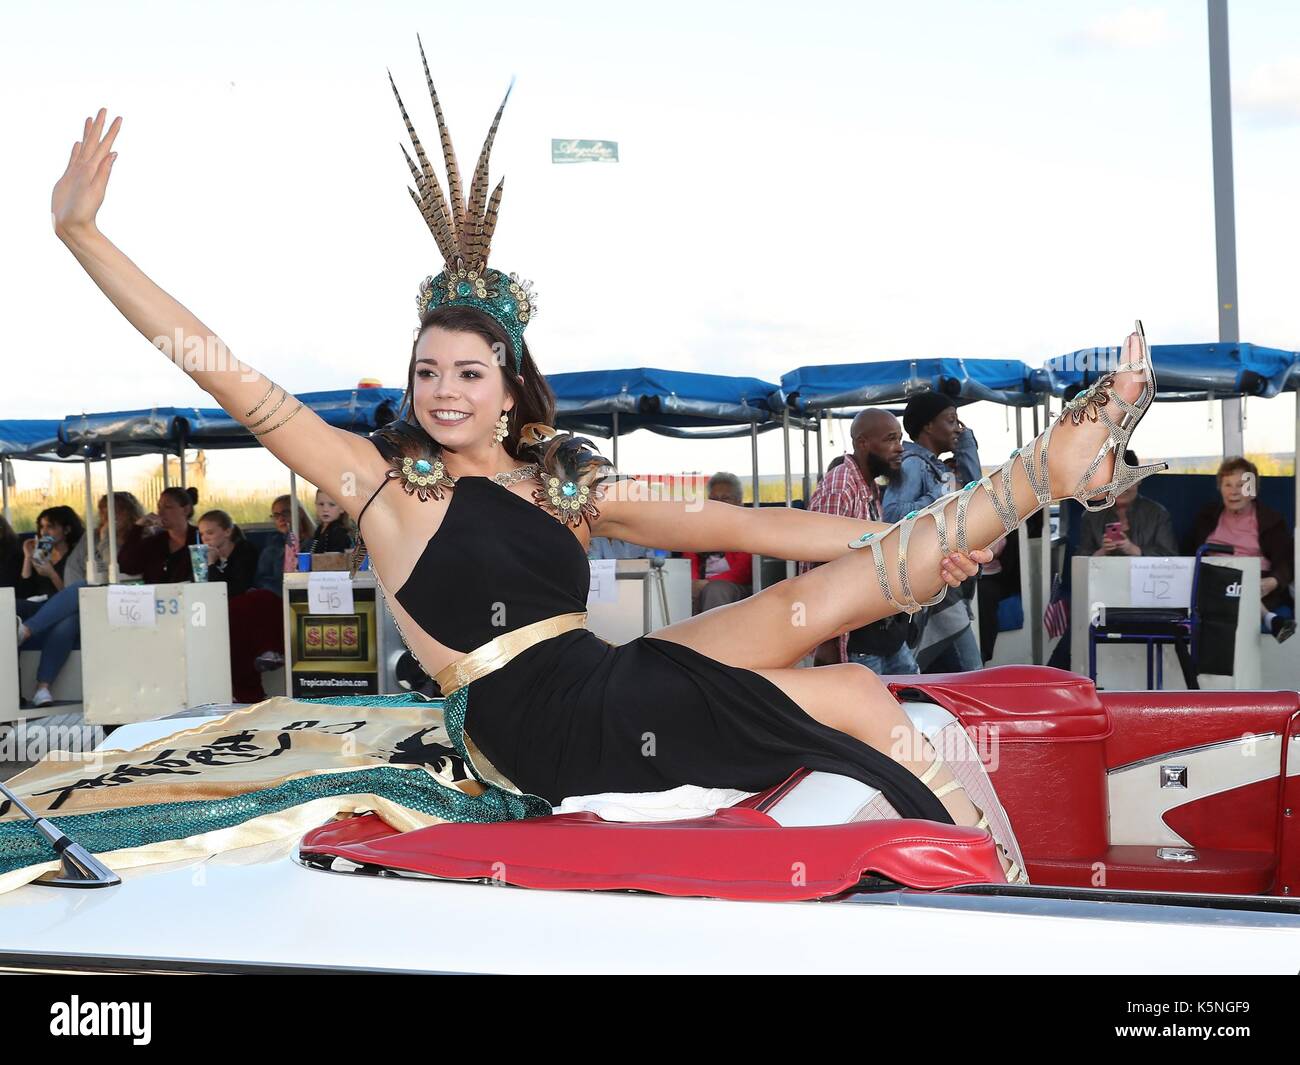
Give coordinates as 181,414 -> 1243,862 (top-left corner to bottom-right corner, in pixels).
100,491 -> 146,532
35,506 -> 85,550
379,304 -> 556,463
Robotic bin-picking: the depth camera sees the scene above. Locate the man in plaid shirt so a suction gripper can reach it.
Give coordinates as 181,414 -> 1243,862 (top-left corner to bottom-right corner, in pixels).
801,409 -> 919,673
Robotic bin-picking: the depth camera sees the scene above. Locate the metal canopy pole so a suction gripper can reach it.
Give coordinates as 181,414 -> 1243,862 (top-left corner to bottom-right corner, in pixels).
1014,407 -> 1032,663
105,442 -> 120,585
1037,396 -> 1052,665
816,415 -> 825,481
750,420 -> 762,592
162,452 -> 171,489
611,411 -> 619,469
179,448 -> 188,489
782,409 -> 792,508
289,470 -> 301,555
782,409 -> 794,580
0,457 -> 10,525
82,457 -> 97,586
801,421 -> 811,503
1208,0 -> 1244,458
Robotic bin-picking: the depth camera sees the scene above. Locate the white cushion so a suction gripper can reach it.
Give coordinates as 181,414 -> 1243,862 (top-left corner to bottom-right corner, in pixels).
764,701 -> 958,827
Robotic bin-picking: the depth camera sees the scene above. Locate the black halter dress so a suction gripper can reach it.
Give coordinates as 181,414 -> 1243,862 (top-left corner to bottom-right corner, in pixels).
366,471 -> 954,824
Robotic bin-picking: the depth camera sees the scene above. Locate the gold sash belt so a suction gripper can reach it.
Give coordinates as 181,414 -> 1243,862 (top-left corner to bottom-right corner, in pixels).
433,611 -> 589,697
433,611 -> 589,798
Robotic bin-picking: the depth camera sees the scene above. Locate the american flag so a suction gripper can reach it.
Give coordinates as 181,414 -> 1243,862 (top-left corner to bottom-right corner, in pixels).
1044,573 -> 1068,640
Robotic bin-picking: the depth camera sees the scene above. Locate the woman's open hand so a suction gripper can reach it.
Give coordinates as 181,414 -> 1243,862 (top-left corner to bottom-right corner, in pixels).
52,108 -> 122,240
939,546 -> 992,588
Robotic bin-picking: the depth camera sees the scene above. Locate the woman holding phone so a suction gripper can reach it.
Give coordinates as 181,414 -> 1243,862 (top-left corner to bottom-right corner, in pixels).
1077,451 -> 1178,558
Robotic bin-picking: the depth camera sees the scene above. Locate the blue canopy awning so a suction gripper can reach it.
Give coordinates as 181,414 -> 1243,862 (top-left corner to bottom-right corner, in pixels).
55,407 -> 196,460
1037,343 -> 1300,401
29,340 -> 1299,464
781,358 -> 1037,412
179,389 -> 407,448
53,390 -> 408,457
547,368 -> 784,436
0,420 -> 66,461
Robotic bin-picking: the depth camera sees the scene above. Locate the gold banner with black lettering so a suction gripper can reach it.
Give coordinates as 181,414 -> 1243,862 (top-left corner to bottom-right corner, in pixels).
0,695 -> 505,895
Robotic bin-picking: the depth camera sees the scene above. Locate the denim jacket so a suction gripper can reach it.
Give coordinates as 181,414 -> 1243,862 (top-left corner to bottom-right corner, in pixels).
881,429 -> 982,618
882,430 -> 982,524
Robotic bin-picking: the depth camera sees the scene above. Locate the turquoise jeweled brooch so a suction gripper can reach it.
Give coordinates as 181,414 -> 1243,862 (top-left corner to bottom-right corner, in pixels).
533,474 -> 597,528
389,454 -> 455,502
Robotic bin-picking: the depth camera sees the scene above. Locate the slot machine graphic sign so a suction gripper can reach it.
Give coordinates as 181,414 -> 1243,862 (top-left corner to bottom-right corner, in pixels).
286,582 -> 380,698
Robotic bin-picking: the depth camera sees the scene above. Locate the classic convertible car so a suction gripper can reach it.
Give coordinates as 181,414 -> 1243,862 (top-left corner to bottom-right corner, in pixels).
1,665 -> 1297,974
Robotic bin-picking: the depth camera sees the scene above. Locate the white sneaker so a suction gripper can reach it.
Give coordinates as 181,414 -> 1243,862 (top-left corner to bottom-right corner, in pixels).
30,687 -> 54,708
16,622 -> 29,645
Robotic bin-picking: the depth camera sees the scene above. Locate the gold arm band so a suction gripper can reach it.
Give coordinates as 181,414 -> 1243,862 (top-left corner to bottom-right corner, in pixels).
251,401 -> 304,437
247,388 -> 289,429
244,380 -> 277,418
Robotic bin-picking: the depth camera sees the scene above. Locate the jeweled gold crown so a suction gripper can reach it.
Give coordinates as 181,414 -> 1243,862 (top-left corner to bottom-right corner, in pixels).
390,38 -> 536,373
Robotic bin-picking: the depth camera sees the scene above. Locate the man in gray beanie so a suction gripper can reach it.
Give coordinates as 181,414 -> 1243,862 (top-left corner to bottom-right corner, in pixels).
883,391 -> 984,673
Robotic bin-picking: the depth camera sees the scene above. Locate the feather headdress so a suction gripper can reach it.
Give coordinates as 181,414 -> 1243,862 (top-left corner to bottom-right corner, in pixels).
390,37 -> 536,372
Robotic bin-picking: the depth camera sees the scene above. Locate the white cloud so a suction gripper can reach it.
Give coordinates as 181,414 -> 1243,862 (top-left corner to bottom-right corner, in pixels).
1237,57 -> 1300,125
1062,7 -> 1172,51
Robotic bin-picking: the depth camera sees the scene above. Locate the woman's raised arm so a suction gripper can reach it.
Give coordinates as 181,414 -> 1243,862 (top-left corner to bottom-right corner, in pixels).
51,110 -> 386,518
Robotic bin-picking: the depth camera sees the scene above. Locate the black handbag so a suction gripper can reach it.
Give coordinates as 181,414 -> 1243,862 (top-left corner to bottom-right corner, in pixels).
1193,561 -> 1243,676
845,613 -> 918,658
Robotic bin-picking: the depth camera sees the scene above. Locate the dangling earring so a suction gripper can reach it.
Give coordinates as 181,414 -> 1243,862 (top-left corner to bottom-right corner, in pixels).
493,411 -> 509,445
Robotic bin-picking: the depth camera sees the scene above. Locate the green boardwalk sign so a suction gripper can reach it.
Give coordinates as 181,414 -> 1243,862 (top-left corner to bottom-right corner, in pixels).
551,139 -> 619,164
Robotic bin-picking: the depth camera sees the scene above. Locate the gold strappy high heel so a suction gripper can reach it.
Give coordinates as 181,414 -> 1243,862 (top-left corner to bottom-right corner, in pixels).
848,319 -> 1165,614
919,750 -> 1029,885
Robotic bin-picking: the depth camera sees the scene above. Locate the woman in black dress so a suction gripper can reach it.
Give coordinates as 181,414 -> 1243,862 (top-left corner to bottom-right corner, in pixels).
51,84 -> 1160,884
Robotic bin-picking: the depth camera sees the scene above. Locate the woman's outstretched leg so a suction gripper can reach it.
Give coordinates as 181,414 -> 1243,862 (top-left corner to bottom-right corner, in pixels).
834,330 -> 1153,633
651,330 -> 1155,672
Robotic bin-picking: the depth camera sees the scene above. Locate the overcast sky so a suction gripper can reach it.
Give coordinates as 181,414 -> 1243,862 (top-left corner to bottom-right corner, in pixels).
4,0 -> 1298,493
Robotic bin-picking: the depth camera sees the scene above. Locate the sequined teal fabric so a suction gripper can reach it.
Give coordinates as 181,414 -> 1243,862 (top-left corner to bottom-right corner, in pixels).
439,686 -> 552,819
0,691 -> 549,878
